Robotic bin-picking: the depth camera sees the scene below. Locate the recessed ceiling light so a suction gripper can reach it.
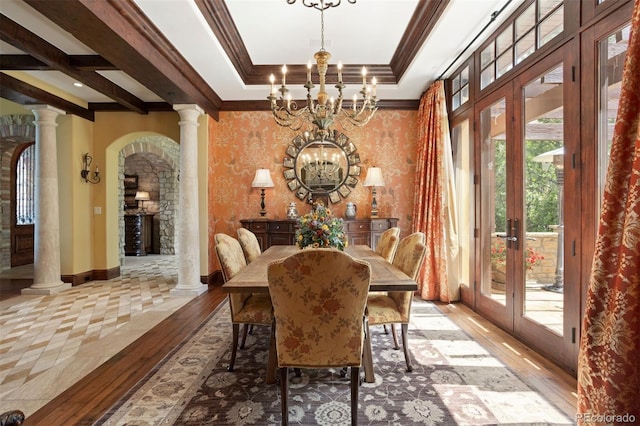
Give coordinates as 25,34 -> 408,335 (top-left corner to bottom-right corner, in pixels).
73,82 -> 84,87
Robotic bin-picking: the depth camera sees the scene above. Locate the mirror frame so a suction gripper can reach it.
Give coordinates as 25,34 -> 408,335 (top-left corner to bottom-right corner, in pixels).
283,128 -> 361,204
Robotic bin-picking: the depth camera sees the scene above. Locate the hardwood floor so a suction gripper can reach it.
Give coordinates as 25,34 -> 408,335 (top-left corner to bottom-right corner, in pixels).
21,290 -> 577,425
435,302 -> 578,417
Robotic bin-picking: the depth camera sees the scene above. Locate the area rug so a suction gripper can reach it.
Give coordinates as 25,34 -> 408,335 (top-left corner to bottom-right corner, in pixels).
96,299 -> 573,425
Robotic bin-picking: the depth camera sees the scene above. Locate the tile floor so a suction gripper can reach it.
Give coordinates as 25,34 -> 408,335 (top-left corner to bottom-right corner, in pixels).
0,255 -> 190,417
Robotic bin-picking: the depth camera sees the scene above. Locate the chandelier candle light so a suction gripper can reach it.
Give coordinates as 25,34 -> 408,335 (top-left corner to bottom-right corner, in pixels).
268,0 -> 377,132
363,166 -> 385,217
252,169 -> 275,217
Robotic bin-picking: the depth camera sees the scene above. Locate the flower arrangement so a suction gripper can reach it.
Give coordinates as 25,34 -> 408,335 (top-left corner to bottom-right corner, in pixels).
295,201 -> 347,251
491,240 -> 543,270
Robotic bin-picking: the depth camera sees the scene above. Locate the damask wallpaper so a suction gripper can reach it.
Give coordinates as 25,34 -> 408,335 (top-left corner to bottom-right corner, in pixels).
208,110 -> 418,273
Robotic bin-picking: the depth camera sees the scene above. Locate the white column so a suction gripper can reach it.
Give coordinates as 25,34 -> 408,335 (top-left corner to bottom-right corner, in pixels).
23,105 -> 71,295
171,104 -> 207,297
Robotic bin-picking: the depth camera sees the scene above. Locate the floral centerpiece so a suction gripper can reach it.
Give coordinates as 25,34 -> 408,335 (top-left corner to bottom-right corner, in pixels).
295,201 -> 347,251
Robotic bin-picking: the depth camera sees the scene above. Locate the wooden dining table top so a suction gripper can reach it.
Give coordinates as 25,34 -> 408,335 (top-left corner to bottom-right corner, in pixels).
222,245 -> 418,293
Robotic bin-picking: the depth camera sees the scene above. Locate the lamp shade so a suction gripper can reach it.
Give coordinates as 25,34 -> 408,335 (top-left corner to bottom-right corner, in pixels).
252,169 -> 275,188
134,191 -> 150,201
363,167 -> 385,187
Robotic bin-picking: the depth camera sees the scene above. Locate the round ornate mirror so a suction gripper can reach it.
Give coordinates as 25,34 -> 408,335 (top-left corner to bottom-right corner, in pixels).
283,129 -> 361,204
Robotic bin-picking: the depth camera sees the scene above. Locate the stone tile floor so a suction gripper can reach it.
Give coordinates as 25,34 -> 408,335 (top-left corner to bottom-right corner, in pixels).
0,255 -> 190,417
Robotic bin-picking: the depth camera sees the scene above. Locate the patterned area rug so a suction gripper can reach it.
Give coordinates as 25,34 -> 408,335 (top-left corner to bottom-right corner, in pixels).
97,299 -> 573,425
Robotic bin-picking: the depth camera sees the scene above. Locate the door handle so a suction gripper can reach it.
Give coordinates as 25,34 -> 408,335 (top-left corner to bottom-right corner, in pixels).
511,218 -> 520,250
505,218 -> 520,249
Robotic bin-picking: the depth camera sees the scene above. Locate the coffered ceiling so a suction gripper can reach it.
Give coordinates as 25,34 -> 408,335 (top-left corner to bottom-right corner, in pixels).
0,0 -> 521,121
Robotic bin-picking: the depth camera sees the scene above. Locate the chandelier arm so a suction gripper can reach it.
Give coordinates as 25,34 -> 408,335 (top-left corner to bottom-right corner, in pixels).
272,0 -> 375,132
294,0 -> 355,11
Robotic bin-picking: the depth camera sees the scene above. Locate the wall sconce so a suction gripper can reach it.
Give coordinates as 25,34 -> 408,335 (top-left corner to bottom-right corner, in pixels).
135,191 -> 150,213
251,169 -> 275,217
80,153 -> 100,184
363,166 -> 385,217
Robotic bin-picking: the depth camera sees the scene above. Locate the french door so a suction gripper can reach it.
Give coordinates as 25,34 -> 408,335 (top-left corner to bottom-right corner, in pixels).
476,48 -> 577,370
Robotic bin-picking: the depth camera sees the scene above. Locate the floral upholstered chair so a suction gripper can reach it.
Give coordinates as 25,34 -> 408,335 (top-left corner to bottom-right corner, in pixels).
214,233 -> 272,371
375,227 -> 400,263
366,232 -> 426,372
237,227 -> 262,264
267,248 -> 371,426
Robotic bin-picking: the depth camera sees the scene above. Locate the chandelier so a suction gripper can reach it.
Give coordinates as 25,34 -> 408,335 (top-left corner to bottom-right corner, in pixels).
268,0 -> 378,132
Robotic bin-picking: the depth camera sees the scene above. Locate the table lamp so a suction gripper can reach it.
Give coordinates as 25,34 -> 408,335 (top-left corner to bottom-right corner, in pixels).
135,191 -> 150,213
252,169 -> 275,217
363,167 -> 385,217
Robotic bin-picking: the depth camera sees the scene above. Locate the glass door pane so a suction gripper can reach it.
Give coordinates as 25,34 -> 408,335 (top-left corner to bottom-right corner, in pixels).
522,63 -> 564,335
480,98 -> 508,305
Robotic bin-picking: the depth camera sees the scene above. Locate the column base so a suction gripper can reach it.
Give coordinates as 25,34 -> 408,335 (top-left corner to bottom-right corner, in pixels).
22,282 -> 72,295
170,284 -> 208,297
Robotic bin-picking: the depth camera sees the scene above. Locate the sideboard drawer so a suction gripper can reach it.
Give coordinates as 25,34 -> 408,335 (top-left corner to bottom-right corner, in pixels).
246,221 -> 267,232
345,220 -> 371,232
371,219 -> 393,231
268,221 -> 295,233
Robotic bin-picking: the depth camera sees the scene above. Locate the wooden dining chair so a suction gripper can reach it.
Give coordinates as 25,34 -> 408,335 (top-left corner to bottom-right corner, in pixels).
214,233 -> 272,371
375,227 -> 400,263
366,232 -> 426,372
267,248 -> 371,426
237,227 -> 262,264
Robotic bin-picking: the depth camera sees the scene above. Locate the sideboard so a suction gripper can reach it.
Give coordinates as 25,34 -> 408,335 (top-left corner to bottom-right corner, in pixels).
125,214 -> 154,256
240,217 -> 398,251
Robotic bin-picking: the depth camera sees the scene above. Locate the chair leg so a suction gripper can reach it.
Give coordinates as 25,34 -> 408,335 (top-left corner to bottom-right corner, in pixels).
401,323 -> 413,372
390,324 -> 400,350
351,366 -> 359,426
383,324 -> 389,334
228,323 -> 240,372
240,324 -> 249,349
362,320 -> 375,383
280,367 -> 289,426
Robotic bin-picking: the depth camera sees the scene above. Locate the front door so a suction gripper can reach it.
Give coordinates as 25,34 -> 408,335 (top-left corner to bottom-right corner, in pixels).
10,144 -> 35,267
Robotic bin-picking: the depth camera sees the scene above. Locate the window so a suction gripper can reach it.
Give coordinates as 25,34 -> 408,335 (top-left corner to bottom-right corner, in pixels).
451,66 -> 470,110
15,144 -> 35,225
480,0 -> 564,90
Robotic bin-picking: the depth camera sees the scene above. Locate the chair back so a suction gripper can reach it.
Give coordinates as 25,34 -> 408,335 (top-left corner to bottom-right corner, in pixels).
375,227 -> 400,262
390,233 -> 427,320
267,248 -> 371,368
214,233 -> 247,283
237,227 -> 262,263
392,232 -> 426,280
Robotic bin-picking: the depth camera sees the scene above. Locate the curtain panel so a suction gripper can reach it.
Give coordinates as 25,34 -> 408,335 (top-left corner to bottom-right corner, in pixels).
412,80 -> 460,302
577,0 -> 640,422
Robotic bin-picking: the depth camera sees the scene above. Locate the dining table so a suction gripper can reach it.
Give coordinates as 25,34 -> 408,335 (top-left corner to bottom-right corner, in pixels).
222,245 -> 419,384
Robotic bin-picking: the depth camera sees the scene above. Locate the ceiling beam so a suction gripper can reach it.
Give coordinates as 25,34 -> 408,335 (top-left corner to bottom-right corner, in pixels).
23,0 -> 222,120
0,14 -> 148,114
1,54 -> 118,71
391,0 -> 450,79
0,72 -> 94,121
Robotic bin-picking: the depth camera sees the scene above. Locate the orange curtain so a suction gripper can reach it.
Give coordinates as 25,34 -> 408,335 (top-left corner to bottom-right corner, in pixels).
412,80 -> 459,302
577,0 -> 640,422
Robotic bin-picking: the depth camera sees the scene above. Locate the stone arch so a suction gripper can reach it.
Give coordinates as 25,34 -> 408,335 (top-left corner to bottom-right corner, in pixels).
118,135 -> 179,264
0,114 -> 35,271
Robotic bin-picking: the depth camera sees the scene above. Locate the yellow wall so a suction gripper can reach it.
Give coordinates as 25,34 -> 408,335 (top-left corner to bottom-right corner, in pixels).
2,99 -> 210,279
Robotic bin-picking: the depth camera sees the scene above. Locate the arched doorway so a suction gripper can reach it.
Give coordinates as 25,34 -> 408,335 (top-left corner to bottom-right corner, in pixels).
0,114 -> 35,271
118,136 -> 179,264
